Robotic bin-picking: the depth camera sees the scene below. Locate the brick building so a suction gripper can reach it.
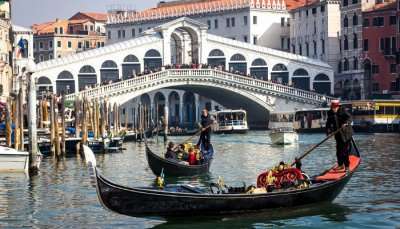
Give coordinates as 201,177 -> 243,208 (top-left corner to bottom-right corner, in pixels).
362,1 -> 399,98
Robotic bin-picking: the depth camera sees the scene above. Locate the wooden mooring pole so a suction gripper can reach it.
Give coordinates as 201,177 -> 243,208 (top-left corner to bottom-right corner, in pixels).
28,73 -> 39,174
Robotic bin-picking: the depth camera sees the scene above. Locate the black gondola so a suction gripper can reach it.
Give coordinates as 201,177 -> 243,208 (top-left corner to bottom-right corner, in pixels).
145,142 -> 213,176
83,140 -> 361,217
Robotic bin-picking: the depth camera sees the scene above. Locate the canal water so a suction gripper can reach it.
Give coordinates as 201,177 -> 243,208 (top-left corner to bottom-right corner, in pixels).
0,132 -> 399,228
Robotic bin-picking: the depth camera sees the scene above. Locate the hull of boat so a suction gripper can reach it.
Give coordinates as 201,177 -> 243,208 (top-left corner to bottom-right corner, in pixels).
0,149 -> 29,172
270,131 -> 298,145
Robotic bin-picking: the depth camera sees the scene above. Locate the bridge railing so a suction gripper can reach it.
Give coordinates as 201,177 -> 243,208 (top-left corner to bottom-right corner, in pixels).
65,69 -> 333,103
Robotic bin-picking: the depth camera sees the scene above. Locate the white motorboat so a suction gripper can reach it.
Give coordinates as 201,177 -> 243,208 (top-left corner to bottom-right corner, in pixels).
269,112 -> 298,145
212,109 -> 249,134
0,146 -> 29,172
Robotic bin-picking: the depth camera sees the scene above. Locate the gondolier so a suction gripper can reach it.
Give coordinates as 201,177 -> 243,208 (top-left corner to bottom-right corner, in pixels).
197,108 -> 213,150
326,100 -> 353,172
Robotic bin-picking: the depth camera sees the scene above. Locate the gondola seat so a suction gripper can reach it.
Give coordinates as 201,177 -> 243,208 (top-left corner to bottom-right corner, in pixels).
315,155 -> 361,181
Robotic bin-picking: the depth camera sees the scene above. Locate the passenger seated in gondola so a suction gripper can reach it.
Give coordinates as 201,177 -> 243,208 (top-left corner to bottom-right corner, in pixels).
188,147 -> 198,165
165,142 -> 177,160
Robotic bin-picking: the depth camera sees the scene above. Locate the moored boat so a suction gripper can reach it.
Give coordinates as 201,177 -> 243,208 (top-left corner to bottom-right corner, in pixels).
212,109 -> 249,134
145,142 -> 213,176
0,146 -> 30,172
83,139 -> 361,217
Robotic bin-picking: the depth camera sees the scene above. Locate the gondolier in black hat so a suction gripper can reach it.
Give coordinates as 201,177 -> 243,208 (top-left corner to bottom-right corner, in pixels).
326,99 -> 353,172
197,108 -> 213,150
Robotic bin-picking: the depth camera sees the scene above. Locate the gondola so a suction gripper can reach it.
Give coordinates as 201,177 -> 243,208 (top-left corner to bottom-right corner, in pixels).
145,141 -> 213,176
83,139 -> 361,217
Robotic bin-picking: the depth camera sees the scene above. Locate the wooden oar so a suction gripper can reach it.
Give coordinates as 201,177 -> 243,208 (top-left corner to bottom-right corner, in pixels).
290,125 -> 347,167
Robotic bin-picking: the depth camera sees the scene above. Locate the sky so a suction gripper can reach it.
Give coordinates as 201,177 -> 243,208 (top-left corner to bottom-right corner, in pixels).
11,0 -> 161,27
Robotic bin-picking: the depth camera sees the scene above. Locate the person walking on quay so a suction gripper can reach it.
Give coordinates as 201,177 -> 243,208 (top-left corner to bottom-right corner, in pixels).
197,108 -> 213,150
326,100 -> 353,172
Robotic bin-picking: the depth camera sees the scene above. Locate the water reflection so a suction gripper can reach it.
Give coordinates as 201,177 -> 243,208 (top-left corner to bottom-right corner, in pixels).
0,132 -> 398,228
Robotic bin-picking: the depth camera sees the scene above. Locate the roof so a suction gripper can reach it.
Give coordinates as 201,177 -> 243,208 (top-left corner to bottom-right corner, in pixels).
70,12 -> 107,22
363,0 -> 397,13
289,0 -> 321,11
108,0 -> 306,24
32,20 -> 69,34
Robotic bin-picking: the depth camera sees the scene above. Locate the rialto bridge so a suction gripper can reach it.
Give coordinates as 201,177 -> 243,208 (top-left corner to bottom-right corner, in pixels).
31,17 -> 334,128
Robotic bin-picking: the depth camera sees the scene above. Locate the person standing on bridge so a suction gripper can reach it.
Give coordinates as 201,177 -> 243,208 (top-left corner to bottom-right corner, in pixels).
197,109 -> 213,150
326,100 -> 353,172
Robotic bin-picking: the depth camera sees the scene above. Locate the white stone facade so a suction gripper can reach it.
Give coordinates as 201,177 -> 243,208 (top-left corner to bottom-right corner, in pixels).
290,0 -> 341,74
12,25 -> 35,86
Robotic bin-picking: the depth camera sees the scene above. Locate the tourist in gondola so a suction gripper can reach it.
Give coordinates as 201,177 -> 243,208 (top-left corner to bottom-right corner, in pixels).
187,147 -> 198,165
326,99 -> 353,172
197,108 -> 213,150
165,142 -> 177,160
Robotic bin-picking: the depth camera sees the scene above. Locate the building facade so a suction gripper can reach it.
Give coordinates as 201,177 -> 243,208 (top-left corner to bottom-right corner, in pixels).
289,0 -> 342,86
0,0 -> 12,102
362,1 -> 399,98
106,0 -> 302,52
12,25 -> 34,88
32,12 -> 107,63
336,0 -> 376,100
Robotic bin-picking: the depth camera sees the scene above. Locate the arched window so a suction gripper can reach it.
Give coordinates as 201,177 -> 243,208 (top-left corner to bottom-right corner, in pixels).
353,13 -> 358,25
250,58 -> 268,80
78,65 -> 97,91
353,33 -> 358,49
313,73 -> 331,95
144,49 -> 162,71
344,15 -> 348,27
122,54 -> 140,79
344,35 -> 349,50
56,71 -> 75,94
100,60 -> 119,83
229,53 -> 247,75
271,63 -> 289,84
207,49 -> 226,69
292,68 -> 310,91
344,58 -> 349,71
353,57 -> 358,70
37,76 -> 53,96
343,0 -> 348,6
338,62 -> 342,73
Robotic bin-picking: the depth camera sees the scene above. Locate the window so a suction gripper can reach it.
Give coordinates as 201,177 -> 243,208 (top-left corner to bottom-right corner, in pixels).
373,82 -> 379,91
253,16 -> 257,24
338,62 -> 342,73
57,41 -> 61,48
132,28 -> 136,37
287,18 -> 290,27
281,37 -> 284,49
39,42 -> 43,49
312,8 -> 316,14
253,36 -> 257,45
321,5 -> 325,12
54,27 -> 58,34
306,9 -> 309,16
226,18 -> 230,27
244,16 -> 248,25
339,38 -> 342,52
380,38 -> 385,51
363,39 -> 368,51
60,27 -> 63,34
244,35 -> 248,42
90,25 -> 94,31
353,14 -> 358,25
373,17 -> 384,26
343,0 -> 348,6
299,44 -> 302,55
78,42 -> 82,49
207,20 -> 211,29
49,41 -> 53,48
363,18 -> 370,27
97,42 -> 100,48
390,82 -> 396,91
385,37 -> 391,55
344,58 -> 349,71
67,41 -> 71,48
344,35 -> 349,50
352,0 -> 358,4
344,15 -> 348,27
389,16 -> 396,25
313,40 -> 317,55
85,41 -> 90,48
108,31 -> 111,39
122,30 -> 125,38
321,39 -> 325,54
292,44 -> 296,53
231,17 -> 235,27
139,28 -> 142,33
313,21 -> 317,34
353,57 -> 358,70
39,55 -> 44,62
101,42 -> 104,47
214,19 -> 218,29
391,37 -> 396,54
353,33 -> 358,49
306,42 -> 309,56
287,38 -> 290,50
390,64 -> 397,73
372,64 -> 380,74
118,30 -> 121,39
281,17 -> 285,27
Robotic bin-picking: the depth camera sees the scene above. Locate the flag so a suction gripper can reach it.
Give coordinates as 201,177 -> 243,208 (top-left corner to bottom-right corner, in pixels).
16,38 -> 25,59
